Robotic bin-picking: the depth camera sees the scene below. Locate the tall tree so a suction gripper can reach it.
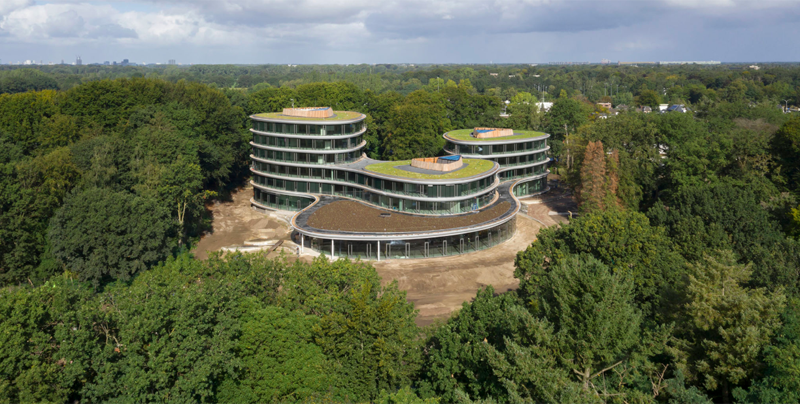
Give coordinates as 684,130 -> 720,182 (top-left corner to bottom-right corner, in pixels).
677,252 -> 786,402
578,140 -> 607,212
48,188 -> 177,286
382,90 -> 451,160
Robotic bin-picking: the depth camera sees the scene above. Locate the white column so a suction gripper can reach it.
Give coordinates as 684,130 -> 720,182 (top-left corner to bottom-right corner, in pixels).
377,240 -> 381,261
331,239 -> 334,259
301,234 -> 304,254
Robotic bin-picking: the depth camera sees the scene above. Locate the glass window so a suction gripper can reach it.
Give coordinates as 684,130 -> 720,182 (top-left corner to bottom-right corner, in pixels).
427,185 -> 438,198
326,125 -> 342,135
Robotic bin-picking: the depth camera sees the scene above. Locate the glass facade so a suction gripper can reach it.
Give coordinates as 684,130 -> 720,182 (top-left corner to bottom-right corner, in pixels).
252,134 -> 364,151
296,218 -> 516,260
252,121 -> 366,136
513,177 -> 548,197
251,162 -> 495,198
252,148 -> 360,165
253,176 -> 496,215
253,187 -> 314,211
444,139 -> 547,156
498,164 -> 548,181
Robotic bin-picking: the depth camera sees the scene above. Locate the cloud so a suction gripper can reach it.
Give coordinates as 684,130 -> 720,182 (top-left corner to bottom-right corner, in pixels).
0,0 -> 33,17
0,0 -> 799,63
90,23 -> 138,39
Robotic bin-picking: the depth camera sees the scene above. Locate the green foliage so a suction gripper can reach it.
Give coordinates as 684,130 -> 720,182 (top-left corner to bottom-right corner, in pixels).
545,96 -> 589,140
82,255 -> 244,402
280,257 -> 420,401
647,183 -> 800,292
440,85 -> 502,129
0,276 -> 101,403
218,304 -> 333,403
382,90 -> 452,160
0,69 -> 59,94
48,188 -> 177,286
421,258 -> 668,404
733,299 -> 800,403
771,115 -> 800,194
675,252 -> 786,401
376,386 -> 440,404
637,89 -> 662,109
515,209 -> 685,316
420,287 -> 534,401
540,257 -> 643,383
0,77 -> 247,286
569,112 -> 661,210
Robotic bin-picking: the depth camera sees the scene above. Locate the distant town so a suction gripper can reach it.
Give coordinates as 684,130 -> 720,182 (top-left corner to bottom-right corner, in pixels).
0,58 -> 749,67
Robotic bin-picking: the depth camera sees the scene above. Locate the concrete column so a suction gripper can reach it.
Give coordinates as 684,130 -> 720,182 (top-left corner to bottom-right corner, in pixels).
331,239 -> 334,259
301,234 -> 304,254
377,240 -> 381,261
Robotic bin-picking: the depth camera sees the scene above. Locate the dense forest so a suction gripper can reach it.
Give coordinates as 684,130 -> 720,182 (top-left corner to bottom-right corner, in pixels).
1,64 -> 800,403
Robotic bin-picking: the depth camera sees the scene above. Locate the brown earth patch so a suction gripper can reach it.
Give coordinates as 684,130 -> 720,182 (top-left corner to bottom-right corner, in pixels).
306,200 -> 511,233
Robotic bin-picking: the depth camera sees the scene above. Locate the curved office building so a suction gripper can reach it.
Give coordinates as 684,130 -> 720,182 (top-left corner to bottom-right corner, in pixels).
249,108 -> 550,260
443,128 -> 550,197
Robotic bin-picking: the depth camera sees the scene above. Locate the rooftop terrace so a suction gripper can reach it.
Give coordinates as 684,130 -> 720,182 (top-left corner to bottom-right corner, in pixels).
306,200 -> 511,233
363,158 -> 495,180
253,110 -> 364,122
445,129 -> 547,142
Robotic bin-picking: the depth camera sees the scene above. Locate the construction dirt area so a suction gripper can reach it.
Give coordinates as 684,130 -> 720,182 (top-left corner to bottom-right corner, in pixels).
193,182 -> 577,326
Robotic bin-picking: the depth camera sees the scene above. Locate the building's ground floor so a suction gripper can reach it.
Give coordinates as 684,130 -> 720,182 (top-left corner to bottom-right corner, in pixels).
293,218 -> 516,260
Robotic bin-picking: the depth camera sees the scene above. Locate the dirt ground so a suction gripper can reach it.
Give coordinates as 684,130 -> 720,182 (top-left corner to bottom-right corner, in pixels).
193,185 -> 297,260
372,214 -> 542,326
193,182 -> 577,326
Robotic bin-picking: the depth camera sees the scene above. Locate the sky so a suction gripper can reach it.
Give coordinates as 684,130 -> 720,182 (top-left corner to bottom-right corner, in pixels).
1,0 -> 799,65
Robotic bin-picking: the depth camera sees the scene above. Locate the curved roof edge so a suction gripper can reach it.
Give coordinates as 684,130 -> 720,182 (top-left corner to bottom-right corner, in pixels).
250,111 -> 366,125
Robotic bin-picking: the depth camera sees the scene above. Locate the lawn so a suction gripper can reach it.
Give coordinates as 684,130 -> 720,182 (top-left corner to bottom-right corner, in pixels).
253,111 -> 364,121
445,129 -> 548,142
364,158 -> 495,180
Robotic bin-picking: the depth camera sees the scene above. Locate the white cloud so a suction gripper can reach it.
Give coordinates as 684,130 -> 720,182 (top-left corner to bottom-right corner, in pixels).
0,0 -> 33,16
0,0 -> 799,63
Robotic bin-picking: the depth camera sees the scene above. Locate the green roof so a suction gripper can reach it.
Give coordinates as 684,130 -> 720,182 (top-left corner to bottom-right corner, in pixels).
253,111 -> 364,121
445,129 -> 547,142
364,159 -> 495,180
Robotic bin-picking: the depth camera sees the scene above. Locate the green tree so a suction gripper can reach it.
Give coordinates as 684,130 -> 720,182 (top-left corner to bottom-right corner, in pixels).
515,209 -> 685,316
545,96 -> 588,140
637,89 -> 661,109
218,304 -> 333,403
382,90 -> 451,160
280,257 -> 421,401
82,254 -> 243,402
578,140 -> 608,212
771,115 -> 800,194
647,183 -> 800,292
0,275 -> 102,403
419,287 -> 534,402
733,299 -> 800,403
678,252 -> 786,402
539,257 -> 663,401
48,188 -> 177,286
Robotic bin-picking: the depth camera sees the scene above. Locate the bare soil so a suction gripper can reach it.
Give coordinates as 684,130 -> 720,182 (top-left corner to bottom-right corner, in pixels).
195,182 -> 578,326
307,200 -> 511,232
193,185 -> 297,260
372,214 -> 543,326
